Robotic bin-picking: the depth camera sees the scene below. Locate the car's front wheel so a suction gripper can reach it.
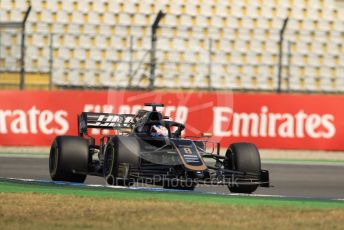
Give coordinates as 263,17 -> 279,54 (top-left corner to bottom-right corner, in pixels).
225,142 -> 261,194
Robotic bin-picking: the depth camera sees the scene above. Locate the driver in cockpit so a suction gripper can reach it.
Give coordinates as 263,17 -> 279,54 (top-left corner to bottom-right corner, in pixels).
136,124 -> 168,137
149,125 -> 168,137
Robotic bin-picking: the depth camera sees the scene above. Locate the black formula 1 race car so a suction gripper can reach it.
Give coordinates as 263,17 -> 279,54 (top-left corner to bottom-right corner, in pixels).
49,103 -> 269,193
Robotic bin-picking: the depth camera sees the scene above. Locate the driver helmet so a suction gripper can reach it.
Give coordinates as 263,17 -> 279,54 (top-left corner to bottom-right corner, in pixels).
150,125 -> 168,137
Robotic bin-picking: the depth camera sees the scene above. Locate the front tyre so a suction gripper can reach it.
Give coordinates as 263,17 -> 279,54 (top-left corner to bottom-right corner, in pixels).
49,136 -> 88,183
226,143 -> 261,194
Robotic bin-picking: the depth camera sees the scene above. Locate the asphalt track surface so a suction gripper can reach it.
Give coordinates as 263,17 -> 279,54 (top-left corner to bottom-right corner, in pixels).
1,156 -> 344,199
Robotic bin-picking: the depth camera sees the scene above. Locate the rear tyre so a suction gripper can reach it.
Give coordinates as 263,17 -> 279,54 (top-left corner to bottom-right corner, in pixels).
103,139 -> 131,186
49,136 -> 88,183
226,143 -> 261,194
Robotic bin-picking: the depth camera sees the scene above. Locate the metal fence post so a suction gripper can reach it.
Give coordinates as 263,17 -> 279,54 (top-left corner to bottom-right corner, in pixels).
19,6 -> 31,90
286,40 -> 292,93
49,33 -> 53,90
277,17 -> 289,93
149,10 -> 165,90
208,38 -> 213,90
128,36 -> 133,88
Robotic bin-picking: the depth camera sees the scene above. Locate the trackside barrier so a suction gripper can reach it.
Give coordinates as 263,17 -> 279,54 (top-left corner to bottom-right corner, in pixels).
0,90 -> 343,150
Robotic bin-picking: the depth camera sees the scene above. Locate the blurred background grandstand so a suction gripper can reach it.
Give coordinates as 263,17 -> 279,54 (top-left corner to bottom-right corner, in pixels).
1,0 -> 344,92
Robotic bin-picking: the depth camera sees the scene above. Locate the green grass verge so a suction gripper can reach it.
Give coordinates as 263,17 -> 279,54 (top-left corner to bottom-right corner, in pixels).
0,180 -> 343,209
1,180 -> 344,230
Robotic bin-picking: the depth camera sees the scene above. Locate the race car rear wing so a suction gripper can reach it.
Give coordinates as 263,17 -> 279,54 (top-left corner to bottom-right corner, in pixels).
78,112 -> 136,136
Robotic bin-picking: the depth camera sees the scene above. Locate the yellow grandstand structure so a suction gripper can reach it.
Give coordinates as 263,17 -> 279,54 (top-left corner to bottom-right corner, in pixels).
0,0 -> 343,91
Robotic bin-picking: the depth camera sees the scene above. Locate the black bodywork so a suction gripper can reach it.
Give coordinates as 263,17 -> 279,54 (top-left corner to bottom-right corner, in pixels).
73,103 -> 270,190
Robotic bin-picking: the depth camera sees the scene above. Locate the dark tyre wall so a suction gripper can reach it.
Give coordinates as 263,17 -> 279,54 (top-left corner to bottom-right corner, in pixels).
230,142 -> 261,174
49,136 -> 89,183
227,142 -> 261,193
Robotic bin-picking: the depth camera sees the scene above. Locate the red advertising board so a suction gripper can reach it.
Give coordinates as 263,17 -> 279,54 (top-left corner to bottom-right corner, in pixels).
0,90 -> 343,150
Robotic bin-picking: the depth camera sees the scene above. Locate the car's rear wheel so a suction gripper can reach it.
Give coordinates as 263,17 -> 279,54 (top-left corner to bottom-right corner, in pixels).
226,143 -> 261,194
103,139 -> 131,186
49,136 -> 88,183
